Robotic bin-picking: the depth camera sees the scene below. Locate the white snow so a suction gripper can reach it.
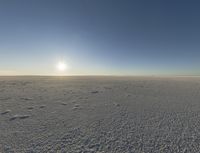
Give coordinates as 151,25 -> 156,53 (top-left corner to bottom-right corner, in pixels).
1,76 -> 200,152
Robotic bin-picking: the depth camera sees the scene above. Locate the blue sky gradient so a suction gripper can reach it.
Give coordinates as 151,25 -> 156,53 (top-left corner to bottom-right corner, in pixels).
0,0 -> 200,75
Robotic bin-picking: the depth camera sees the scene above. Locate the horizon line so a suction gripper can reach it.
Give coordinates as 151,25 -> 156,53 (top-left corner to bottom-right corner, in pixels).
0,74 -> 200,77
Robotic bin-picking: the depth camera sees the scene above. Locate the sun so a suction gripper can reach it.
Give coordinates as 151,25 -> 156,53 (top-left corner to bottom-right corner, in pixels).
57,61 -> 67,71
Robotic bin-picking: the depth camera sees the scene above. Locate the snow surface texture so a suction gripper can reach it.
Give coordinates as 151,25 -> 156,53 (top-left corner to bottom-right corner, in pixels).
1,76 -> 200,153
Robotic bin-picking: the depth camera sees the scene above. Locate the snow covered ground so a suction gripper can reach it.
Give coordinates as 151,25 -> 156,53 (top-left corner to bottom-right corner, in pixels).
1,76 -> 200,153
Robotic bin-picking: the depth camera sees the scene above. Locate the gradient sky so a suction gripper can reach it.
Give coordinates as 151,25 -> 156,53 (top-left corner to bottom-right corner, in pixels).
1,0 -> 200,76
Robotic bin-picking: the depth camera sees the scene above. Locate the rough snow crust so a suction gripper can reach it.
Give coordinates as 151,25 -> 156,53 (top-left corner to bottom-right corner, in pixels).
1,76 -> 200,153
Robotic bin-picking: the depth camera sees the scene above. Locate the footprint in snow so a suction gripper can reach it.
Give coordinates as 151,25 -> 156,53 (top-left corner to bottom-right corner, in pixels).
9,114 -> 30,121
39,105 -> 46,108
19,115 -> 30,119
114,103 -> 120,107
61,102 -> 67,106
91,91 -> 99,94
72,104 -> 81,110
1,110 -> 11,115
27,106 -> 34,110
21,97 -> 33,101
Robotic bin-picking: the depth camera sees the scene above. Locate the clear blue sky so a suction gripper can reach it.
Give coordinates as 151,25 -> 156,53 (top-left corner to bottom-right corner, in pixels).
0,0 -> 200,75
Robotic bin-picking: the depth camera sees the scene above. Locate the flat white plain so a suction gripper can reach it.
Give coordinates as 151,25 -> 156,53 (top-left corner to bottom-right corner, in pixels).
1,76 -> 200,152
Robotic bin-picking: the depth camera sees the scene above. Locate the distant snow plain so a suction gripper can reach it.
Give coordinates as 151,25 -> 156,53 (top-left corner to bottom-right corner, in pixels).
1,76 -> 200,153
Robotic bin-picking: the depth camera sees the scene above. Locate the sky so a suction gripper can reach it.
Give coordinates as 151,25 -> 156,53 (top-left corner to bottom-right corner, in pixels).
0,0 -> 200,76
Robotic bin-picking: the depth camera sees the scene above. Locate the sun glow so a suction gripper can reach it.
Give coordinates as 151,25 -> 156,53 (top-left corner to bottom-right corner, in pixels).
57,61 -> 67,71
